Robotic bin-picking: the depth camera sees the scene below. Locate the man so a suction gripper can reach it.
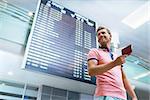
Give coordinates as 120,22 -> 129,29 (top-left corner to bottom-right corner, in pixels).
87,26 -> 137,100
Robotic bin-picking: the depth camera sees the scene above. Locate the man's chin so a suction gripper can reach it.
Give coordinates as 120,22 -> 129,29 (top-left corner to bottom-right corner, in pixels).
100,41 -> 107,44
100,43 -> 107,46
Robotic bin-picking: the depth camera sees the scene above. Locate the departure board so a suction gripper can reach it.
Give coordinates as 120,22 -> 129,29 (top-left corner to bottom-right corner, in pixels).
22,0 -> 96,84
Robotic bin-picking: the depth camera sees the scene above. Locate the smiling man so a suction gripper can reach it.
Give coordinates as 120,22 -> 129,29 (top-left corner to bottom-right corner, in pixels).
87,26 -> 137,100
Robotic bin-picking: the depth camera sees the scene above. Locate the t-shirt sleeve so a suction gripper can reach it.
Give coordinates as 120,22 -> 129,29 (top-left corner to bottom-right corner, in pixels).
87,49 -> 99,61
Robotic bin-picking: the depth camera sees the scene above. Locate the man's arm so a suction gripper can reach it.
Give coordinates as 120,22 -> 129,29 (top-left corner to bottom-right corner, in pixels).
121,68 -> 138,100
88,55 -> 126,76
88,59 -> 116,76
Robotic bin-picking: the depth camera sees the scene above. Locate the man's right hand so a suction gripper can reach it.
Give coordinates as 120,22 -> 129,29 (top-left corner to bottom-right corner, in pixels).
114,55 -> 127,66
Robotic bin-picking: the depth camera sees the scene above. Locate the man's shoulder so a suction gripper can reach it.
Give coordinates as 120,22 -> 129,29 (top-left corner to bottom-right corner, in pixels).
89,48 -> 98,51
88,48 -> 99,53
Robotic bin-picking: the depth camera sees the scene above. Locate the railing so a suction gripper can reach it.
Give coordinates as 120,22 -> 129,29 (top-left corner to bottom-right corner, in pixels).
0,80 -> 38,100
0,0 -> 33,46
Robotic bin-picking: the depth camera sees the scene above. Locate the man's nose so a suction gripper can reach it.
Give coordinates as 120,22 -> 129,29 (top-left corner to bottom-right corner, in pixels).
100,33 -> 104,36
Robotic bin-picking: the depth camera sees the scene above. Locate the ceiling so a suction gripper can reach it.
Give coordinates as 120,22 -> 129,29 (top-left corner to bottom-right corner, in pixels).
6,0 -> 149,61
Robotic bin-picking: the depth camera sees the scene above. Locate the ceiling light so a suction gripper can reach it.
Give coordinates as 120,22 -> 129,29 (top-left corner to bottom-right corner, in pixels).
8,71 -> 13,76
134,60 -> 139,64
0,83 -> 5,86
28,12 -> 33,16
133,71 -> 150,80
122,1 -> 150,29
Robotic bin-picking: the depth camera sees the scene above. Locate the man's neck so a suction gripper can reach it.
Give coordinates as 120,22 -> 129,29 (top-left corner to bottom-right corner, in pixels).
101,43 -> 110,50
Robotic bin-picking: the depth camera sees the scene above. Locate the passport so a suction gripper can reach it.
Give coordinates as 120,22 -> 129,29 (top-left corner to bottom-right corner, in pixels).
122,44 -> 132,55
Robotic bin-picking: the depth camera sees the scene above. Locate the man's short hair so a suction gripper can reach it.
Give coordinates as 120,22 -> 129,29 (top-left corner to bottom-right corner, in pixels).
96,26 -> 111,35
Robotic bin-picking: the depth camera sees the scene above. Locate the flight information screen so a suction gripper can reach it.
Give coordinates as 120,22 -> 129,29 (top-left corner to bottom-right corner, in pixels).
23,0 -> 96,84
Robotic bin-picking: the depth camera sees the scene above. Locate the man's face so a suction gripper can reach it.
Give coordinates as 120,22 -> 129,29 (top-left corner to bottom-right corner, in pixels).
97,29 -> 111,46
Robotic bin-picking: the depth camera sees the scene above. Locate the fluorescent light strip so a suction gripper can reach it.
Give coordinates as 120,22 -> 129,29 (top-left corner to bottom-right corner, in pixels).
133,71 -> 150,80
122,1 -> 150,29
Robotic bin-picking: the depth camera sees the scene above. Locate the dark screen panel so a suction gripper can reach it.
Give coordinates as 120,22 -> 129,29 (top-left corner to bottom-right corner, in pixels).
23,0 -> 96,84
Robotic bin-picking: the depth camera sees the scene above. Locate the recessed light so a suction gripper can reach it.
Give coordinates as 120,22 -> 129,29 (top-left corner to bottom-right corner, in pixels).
28,12 -> 33,16
134,60 -> 139,64
8,71 -> 13,76
0,83 -> 5,86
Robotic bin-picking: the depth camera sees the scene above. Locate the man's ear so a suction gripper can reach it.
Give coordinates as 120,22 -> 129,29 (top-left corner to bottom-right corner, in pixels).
110,34 -> 112,40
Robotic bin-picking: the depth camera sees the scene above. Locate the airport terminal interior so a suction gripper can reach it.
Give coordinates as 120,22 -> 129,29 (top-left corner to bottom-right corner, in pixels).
0,0 -> 149,100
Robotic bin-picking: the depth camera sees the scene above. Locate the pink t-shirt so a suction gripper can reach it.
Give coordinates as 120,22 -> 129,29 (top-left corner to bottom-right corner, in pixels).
87,48 -> 127,100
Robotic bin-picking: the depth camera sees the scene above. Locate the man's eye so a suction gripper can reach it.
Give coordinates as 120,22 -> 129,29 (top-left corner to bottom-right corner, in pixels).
101,32 -> 105,34
98,32 -> 106,35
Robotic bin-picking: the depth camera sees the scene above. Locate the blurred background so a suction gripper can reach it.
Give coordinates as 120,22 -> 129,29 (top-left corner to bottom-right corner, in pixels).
0,0 -> 149,100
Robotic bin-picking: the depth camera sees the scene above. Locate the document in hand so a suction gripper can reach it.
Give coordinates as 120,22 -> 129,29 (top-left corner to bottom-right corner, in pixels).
122,44 -> 132,55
